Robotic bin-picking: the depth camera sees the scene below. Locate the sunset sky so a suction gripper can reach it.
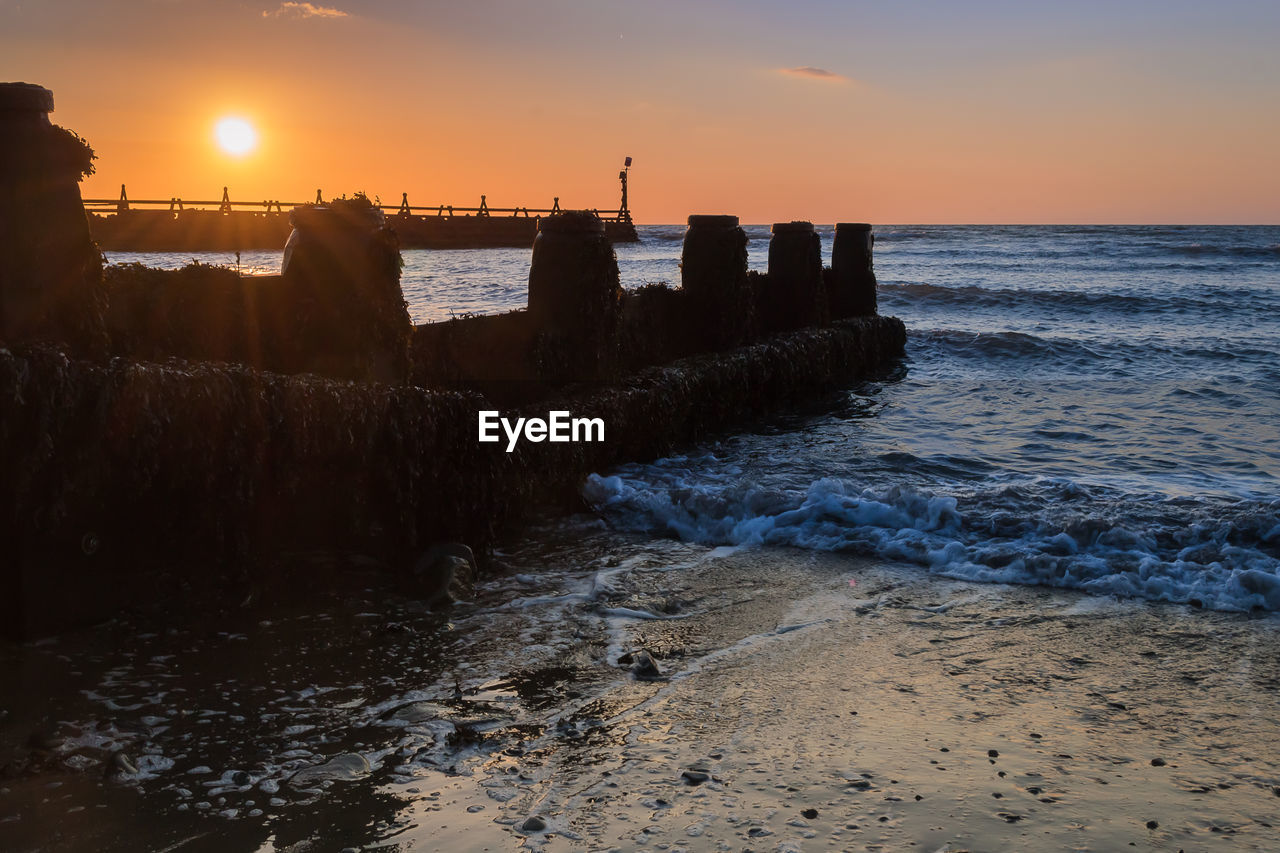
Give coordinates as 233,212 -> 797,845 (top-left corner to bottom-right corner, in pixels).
3,0 -> 1278,223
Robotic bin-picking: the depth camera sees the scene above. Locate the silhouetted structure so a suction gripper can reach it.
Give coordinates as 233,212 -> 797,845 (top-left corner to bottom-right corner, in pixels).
2,85 -> 904,637
0,82 -> 106,357
280,200 -> 411,382
682,215 -> 751,349
762,221 -> 828,333
103,199 -> 411,384
527,211 -> 623,382
829,222 -> 877,316
618,156 -> 632,222
84,163 -> 640,251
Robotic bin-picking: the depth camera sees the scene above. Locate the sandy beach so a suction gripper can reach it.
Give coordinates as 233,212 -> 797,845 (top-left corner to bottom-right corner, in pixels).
394,542 -> 1280,852
6,527 -> 1278,852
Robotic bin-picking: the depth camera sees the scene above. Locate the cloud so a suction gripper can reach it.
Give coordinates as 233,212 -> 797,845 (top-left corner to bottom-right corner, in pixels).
263,2 -> 348,19
777,66 -> 849,83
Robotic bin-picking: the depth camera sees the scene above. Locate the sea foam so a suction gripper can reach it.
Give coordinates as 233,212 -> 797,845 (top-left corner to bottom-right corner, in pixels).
584,469 -> 1280,613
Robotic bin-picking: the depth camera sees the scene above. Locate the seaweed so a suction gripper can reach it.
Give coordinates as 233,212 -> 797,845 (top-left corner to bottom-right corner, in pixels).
0,121 -> 95,183
616,283 -> 691,371
1,313 -> 905,635
101,198 -> 412,384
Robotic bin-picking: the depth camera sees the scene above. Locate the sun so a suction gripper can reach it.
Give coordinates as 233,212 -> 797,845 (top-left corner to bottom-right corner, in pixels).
215,116 -> 258,156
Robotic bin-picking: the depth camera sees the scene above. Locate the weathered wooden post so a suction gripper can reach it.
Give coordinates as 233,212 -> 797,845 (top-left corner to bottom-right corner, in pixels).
0,82 -> 107,356
527,210 -> 621,382
280,198 -> 411,382
766,220 -> 826,331
830,222 -> 877,317
681,214 -> 751,349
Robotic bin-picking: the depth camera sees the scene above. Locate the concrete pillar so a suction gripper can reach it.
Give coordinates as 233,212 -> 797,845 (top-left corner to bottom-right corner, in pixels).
681,214 -> 750,348
527,210 -> 621,382
830,222 -> 877,317
767,221 -> 826,331
0,82 -> 107,356
280,200 -> 411,382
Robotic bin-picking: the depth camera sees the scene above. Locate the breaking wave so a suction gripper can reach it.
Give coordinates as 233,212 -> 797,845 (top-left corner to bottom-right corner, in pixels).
584,468 -> 1280,613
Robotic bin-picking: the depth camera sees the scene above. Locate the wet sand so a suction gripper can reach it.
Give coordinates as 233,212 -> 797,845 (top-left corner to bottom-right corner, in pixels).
397,547 -> 1280,852
2,533 -> 1279,852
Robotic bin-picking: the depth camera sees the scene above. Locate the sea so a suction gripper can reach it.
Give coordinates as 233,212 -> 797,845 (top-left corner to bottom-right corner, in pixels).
4,225 -> 1277,853
110,224 -> 1280,612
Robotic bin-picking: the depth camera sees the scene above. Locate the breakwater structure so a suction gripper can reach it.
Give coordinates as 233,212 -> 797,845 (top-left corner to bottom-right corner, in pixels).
84,168 -> 639,251
1,82 -> 905,638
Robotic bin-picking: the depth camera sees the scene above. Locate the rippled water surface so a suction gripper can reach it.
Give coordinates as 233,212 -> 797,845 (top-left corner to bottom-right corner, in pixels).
602,225 -> 1280,612
107,226 -> 1280,611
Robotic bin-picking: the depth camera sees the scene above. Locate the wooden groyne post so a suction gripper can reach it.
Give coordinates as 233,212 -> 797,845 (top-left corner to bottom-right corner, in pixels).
280,201 -> 412,382
527,211 -> 623,382
681,214 -> 751,349
765,220 -> 827,333
830,222 -> 877,317
0,82 -> 106,356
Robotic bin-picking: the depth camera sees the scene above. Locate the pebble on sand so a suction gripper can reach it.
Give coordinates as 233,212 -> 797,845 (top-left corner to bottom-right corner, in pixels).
108,751 -> 138,776
681,770 -> 711,786
289,753 -> 370,787
629,650 -> 663,680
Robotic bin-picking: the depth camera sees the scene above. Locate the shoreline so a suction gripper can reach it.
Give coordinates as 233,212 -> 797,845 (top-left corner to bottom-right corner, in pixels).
4,532 -> 1278,851
395,545 -> 1280,852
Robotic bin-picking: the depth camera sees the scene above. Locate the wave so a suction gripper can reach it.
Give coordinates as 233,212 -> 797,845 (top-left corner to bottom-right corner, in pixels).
909,329 -> 1103,364
1170,244 -> 1280,258
878,280 -> 1270,316
907,329 -> 1131,373
905,328 -> 1280,376
584,470 -> 1280,612
637,226 -> 690,242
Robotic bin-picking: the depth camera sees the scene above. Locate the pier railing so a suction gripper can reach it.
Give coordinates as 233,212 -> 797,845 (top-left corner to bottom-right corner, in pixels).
82,189 -> 633,224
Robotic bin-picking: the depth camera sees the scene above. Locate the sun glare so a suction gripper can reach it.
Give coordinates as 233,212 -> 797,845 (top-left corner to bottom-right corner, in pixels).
215,117 -> 257,156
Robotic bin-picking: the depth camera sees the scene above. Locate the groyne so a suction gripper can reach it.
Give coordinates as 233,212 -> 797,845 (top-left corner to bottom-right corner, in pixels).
1,82 -> 904,637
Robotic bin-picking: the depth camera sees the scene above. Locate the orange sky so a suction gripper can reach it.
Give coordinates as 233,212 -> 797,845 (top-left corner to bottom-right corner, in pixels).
4,0 -> 1278,223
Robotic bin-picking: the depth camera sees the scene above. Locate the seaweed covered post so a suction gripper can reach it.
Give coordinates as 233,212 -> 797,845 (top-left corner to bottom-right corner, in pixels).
0,82 -> 107,357
765,220 -> 827,332
281,197 -> 411,382
527,210 -> 622,382
681,214 -> 751,349
829,222 -> 877,317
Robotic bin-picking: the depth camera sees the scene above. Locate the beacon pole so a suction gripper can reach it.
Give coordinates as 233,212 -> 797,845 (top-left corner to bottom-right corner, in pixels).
618,156 -> 632,222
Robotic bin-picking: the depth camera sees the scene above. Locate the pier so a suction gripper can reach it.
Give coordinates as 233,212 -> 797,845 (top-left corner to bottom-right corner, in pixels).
84,172 -> 639,251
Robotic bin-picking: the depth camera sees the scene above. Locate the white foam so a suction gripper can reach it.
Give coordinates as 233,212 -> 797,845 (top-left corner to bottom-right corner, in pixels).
585,470 -> 1280,613
506,593 -> 591,609
599,607 -> 683,621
